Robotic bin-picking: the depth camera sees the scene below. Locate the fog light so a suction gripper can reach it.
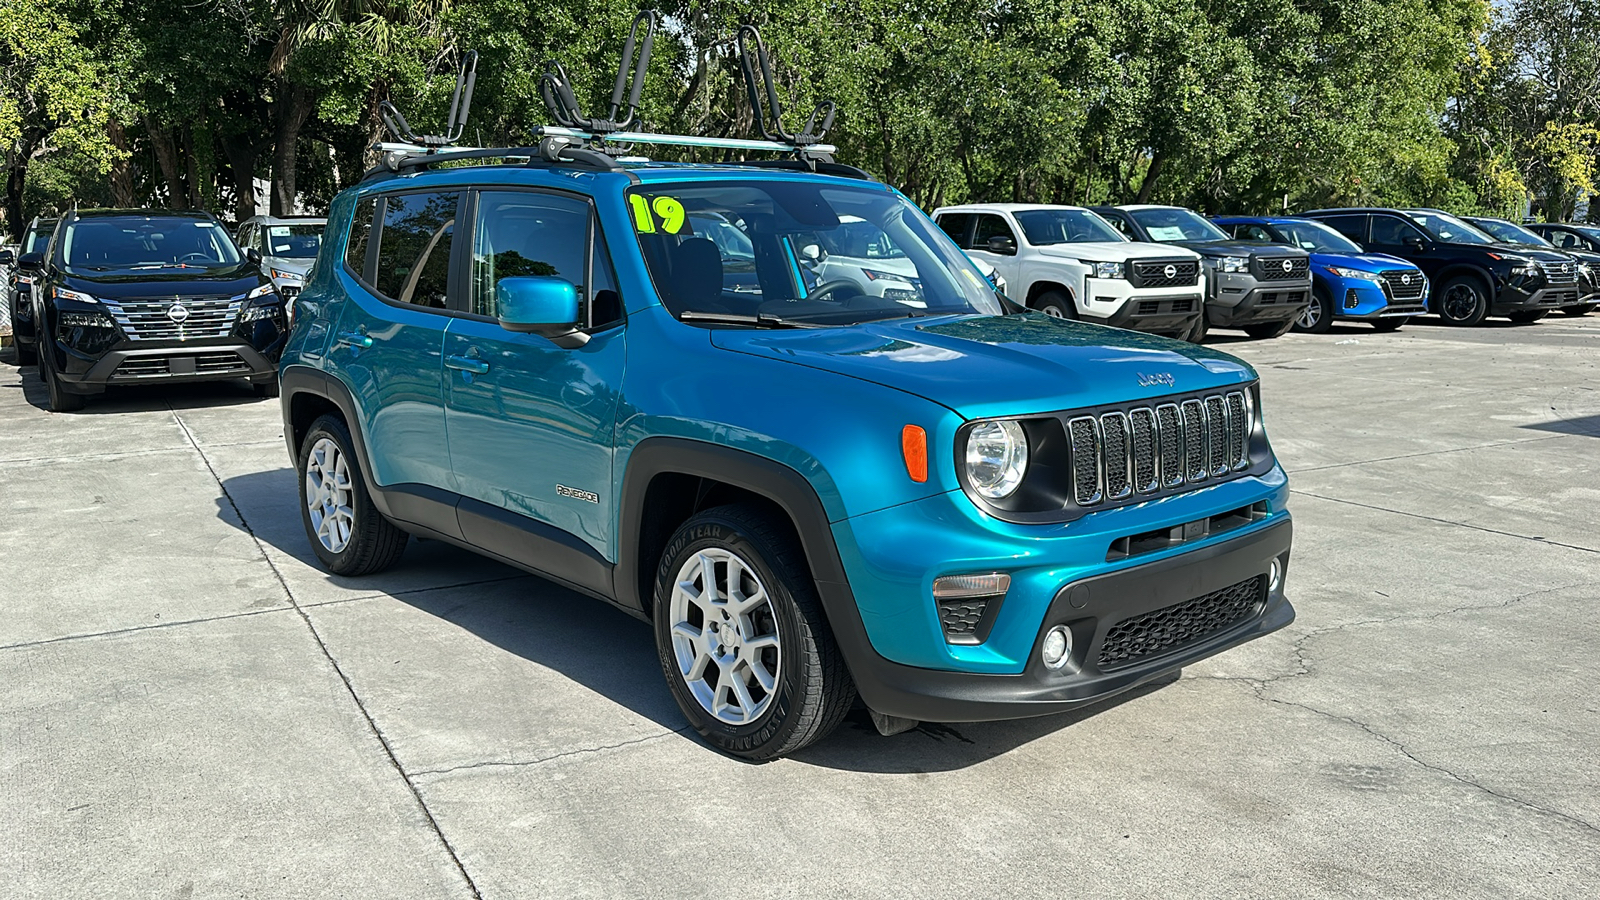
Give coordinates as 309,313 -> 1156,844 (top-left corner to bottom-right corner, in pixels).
1041,625 -> 1072,670
1269,558 -> 1283,593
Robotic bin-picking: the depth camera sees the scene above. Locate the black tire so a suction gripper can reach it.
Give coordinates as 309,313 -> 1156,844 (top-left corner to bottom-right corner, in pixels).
1184,311 -> 1209,343
1294,287 -> 1335,334
1507,310 -> 1547,324
1559,303 -> 1595,316
1243,318 -> 1295,339
14,338 -> 37,366
40,344 -> 85,412
297,414 -> 407,576
1436,275 -> 1490,326
653,505 -> 856,761
253,379 -> 280,398
1033,290 -> 1078,320
1371,317 -> 1408,332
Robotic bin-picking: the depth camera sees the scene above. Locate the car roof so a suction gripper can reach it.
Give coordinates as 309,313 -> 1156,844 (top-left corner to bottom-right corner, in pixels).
353,161 -> 893,198
1300,208 -> 1394,215
1113,204 -> 1183,212
246,214 -> 327,225
1213,215 -> 1321,225
932,203 -> 1092,214
71,208 -> 217,221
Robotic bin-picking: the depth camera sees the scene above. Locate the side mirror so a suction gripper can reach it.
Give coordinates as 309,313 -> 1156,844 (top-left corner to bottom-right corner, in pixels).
986,235 -> 1017,255
497,276 -> 587,348
0,248 -> 14,266
1404,236 -> 1427,251
799,243 -> 824,262
17,251 -> 44,271
245,247 -> 263,265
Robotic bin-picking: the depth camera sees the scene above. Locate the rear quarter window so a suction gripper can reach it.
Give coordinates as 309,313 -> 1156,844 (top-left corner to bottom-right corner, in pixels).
346,198 -> 377,279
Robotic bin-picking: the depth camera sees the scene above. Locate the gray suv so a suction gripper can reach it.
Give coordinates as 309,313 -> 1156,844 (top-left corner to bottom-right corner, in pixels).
1093,205 -> 1312,341
236,215 -> 326,307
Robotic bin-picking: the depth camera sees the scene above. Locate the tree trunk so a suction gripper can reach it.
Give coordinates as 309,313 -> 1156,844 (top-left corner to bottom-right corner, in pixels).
147,122 -> 186,209
219,130 -> 258,223
270,81 -> 313,216
107,120 -> 137,207
182,129 -> 203,210
5,161 -> 27,242
1135,150 -> 1167,204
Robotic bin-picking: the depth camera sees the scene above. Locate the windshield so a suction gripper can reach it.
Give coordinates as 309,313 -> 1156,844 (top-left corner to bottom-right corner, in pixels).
1128,207 -> 1230,242
1405,210 -> 1494,245
1275,219 -> 1362,254
263,223 -> 323,259
1014,209 -> 1125,245
629,180 -> 1004,326
61,216 -> 242,273
1471,218 -> 1553,248
24,221 -> 56,255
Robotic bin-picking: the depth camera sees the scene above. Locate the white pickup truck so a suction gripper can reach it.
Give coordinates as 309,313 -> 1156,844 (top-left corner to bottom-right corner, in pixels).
931,203 -> 1205,338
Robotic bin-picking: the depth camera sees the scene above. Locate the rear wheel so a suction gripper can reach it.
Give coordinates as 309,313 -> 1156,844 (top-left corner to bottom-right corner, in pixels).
1371,317 -> 1408,332
1033,290 -> 1077,320
1436,275 -> 1490,326
298,414 -> 407,576
1243,318 -> 1295,339
1559,303 -> 1595,316
40,344 -> 85,412
14,339 -> 36,366
654,505 -> 855,761
1294,287 -> 1334,334
1507,310 -> 1547,324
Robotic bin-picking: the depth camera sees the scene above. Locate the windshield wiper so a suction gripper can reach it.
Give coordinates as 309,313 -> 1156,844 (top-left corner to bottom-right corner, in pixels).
677,311 -> 820,328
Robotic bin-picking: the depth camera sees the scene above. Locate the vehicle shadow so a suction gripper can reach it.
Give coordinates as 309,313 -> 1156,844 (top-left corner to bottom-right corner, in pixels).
2,357 -> 265,414
216,465 -> 1168,771
1519,412 -> 1600,438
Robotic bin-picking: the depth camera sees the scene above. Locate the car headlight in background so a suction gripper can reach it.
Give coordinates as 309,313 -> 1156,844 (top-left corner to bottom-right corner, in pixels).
1217,257 -> 1249,274
247,282 -> 278,300
965,419 -> 1029,499
269,267 -> 304,283
52,286 -> 98,304
1324,266 -> 1383,281
1080,260 -> 1125,280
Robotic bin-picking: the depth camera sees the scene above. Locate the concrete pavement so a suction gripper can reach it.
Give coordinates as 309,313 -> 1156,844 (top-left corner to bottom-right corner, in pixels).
3,315 -> 1597,898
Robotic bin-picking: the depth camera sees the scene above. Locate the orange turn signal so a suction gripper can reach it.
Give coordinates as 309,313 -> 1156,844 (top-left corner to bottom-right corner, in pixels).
901,424 -> 928,483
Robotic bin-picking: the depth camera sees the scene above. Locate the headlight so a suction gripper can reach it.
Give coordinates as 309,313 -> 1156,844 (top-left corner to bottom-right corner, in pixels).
1080,260 -> 1125,280
1324,266 -> 1383,281
269,268 -> 304,283
861,268 -> 919,287
1217,256 -> 1249,274
52,286 -> 98,304
965,420 -> 1029,500
247,282 -> 277,299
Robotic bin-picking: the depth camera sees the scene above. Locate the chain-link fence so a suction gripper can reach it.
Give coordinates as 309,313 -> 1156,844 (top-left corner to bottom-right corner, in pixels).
0,246 -> 14,337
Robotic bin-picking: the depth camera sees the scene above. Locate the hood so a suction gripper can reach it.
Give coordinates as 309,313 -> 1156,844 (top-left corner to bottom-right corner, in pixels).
262,256 -> 313,278
710,313 -> 1255,420
1167,239 -> 1304,258
1307,252 -> 1419,273
63,266 -> 267,300
1036,242 -> 1200,262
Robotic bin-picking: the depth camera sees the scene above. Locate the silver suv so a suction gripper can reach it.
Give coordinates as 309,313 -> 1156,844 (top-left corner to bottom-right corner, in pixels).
236,215 -> 326,306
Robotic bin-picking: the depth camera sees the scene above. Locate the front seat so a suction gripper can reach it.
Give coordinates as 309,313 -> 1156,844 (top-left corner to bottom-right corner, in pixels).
667,238 -> 725,311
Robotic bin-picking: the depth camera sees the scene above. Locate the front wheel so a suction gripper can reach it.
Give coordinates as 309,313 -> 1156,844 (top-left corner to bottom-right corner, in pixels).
1243,318 -> 1295,339
1033,290 -> 1077,319
1184,311 -> 1209,343
298,414 -> 407,575
40,344 -> 85,412
1371,317 -> 1408,332
1293,288 -> 1334,334
654,505 -> 855,761
1560,303 -> 1595,316
1507,310 -> 1547,324
1436,276 -> 1490,326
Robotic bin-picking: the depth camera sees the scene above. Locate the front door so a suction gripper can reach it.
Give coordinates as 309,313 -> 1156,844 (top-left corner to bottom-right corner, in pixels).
443,189 -> 627,560
1366,214 -> 1442,280
966,213 -> 1022,289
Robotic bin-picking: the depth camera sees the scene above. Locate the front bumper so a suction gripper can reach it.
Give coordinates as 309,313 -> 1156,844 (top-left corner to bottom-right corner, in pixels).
1492,283 -> 1581,315
1321,275 -> 1429,319
1084,281 -> 1203,336
1208,271 -> 1310,326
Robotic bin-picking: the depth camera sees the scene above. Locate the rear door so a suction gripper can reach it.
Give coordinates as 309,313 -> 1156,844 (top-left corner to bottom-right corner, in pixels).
443,188 -> 627,563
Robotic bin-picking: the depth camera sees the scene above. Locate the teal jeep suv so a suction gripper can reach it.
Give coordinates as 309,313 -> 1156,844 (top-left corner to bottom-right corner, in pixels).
279,156 -> 1295,759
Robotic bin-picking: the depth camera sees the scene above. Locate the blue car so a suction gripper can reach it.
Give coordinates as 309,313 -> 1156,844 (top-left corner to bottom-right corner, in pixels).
1215,216 -> 1429,333
277,35 -> 1294,760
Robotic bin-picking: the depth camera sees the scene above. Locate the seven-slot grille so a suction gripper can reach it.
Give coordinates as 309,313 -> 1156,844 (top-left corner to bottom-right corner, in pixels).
1255,256 -> 1310,281
1097,575 -> 1266,670
101,295 -> 243,341
1129,259 -> 1201,288
1379,270 -> 1426,301
1067,391 -> 1251,508
1545,262 -> 1579,285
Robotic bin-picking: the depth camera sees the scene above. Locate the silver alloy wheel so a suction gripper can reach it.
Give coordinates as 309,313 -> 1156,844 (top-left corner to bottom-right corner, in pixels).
1042,305 -> 1065,318
305,437 -> 355,554
1297,297 -> 1321,329
668,547 -> 782,725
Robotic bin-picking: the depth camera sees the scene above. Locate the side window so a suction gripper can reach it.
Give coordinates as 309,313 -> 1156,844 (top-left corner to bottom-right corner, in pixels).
1103,213 -> 1135,238
1369,215 -> 1422,246
936,213 -> 975,249
973,214 -> 1016,246
1319,215 -> 1367,243
471,190 -> 594,321
1241,224 -> 1276,242
374,191 -> 459,309
237,224 -> 254,251
346,198 -> 377,279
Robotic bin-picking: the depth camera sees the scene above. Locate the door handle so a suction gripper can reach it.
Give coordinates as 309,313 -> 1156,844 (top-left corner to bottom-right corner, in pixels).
335,331 -> 372,349
445,355 -> 490,375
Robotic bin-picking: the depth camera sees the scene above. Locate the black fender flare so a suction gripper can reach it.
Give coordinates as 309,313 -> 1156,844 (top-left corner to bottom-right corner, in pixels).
280,364 -> 397,522
1432,264 -> 1498,303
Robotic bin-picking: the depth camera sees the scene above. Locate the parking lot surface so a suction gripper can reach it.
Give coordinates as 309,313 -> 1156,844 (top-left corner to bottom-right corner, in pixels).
3,317 -> 1598,899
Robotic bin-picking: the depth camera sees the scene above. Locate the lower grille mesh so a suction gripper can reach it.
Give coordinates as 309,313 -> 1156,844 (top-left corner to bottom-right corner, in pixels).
1098,575 -> 1266,670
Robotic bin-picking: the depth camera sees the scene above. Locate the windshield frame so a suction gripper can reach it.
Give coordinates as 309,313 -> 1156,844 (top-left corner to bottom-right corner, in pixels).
1013,208 -> 1126,246
626,178 -> 1008,328
58,215 -> 244,275
1404,210 -> 1495,245
1128,207 -> 1232,243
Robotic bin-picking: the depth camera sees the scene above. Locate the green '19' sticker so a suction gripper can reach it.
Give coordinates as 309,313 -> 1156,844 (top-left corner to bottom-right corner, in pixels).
630,195 -> 686,235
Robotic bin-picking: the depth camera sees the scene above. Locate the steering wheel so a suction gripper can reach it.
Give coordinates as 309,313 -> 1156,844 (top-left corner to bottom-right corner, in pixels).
178,253 -> 211,263
803,279 -> 864,302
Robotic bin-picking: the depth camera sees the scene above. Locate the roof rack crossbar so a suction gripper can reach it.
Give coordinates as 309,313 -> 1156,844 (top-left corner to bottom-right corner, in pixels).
378,51 -> 478,148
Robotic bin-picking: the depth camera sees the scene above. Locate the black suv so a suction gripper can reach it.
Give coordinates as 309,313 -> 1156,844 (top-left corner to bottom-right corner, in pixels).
1523,221 -> 1600,316
1092,205 -> 1311,341
1302,207 -> 1579,325
22,209 -> 287,411
1464,215 -> 1597,318
1,215 -> 59,365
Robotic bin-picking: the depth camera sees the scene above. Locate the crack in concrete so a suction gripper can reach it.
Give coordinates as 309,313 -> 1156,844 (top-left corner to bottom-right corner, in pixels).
0,604 -> 292,652
411,728 -> 692,779
1288,433 -> 1568,475
171,406 -> 485,900
1290,489 -> 1600,554
1196,581 -> 1600,839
